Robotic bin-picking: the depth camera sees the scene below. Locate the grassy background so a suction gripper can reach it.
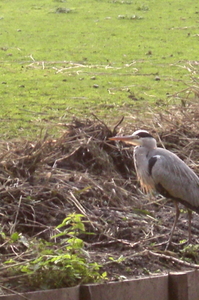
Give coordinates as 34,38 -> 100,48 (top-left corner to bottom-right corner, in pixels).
1,0 -> 198,138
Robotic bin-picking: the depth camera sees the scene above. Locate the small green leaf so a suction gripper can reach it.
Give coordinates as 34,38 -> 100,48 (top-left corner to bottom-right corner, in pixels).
1,232 -> 6,239
4,259 -> 15,264
11,232 -> 20,242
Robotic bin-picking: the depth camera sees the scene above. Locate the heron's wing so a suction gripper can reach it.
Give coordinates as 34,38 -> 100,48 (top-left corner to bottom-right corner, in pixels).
150,150 -> 199,210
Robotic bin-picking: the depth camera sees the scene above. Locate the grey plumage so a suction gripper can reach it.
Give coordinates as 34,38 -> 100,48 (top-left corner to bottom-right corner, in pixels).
110,129 -> 199,248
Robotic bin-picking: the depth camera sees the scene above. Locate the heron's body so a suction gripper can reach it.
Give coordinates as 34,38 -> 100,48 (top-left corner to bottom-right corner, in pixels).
109,130 -> 199,247
134,144 -> 199,213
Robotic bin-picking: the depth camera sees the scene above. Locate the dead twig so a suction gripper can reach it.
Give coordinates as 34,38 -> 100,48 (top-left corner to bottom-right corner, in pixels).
146,250 -> 199,269
112,116 -> 125,135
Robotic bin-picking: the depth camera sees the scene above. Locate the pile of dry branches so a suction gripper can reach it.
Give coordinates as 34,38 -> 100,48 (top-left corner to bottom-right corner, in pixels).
0,117 -> 140,241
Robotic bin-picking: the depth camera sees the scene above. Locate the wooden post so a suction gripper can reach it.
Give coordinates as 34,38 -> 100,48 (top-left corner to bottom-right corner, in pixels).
169,270 -> 199,300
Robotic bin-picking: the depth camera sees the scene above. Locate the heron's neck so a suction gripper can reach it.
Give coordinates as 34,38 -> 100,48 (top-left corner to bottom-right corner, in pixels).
141,137 -> 157,149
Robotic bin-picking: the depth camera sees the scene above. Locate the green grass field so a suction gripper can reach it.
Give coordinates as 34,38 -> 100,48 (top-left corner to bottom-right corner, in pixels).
1,0 -> 198,138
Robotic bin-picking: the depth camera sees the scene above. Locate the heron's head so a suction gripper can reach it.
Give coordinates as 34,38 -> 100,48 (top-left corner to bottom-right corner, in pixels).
109,130 -> 156,147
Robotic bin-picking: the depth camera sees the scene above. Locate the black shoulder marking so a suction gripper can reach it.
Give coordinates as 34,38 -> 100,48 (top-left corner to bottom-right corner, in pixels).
155,183 -> 199,214
148,156 -> 158,175
137,132 -> 153,138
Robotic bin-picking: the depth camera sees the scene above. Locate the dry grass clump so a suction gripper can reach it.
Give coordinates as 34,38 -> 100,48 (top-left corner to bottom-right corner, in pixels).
150,101 -> 199,167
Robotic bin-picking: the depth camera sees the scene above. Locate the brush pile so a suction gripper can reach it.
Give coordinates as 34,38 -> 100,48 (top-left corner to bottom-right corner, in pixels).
0,117 -> 140,239
1,101 -> 199,294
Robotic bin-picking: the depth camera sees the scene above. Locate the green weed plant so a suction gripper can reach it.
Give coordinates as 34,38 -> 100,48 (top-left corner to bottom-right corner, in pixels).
2,213 -> 106,291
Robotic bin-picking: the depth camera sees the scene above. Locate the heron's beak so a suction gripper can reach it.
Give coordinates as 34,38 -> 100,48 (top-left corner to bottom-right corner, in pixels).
109,135 -> 141,145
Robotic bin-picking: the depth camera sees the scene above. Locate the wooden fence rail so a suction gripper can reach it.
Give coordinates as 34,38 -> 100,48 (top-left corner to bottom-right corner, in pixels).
1,270 -> 199,300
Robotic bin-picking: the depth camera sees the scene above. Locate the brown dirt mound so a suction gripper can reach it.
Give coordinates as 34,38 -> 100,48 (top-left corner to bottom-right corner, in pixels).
1,102 -> 199,294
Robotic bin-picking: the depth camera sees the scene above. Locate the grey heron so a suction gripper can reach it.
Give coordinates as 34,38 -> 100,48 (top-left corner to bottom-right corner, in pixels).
109,129 -> 199,248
